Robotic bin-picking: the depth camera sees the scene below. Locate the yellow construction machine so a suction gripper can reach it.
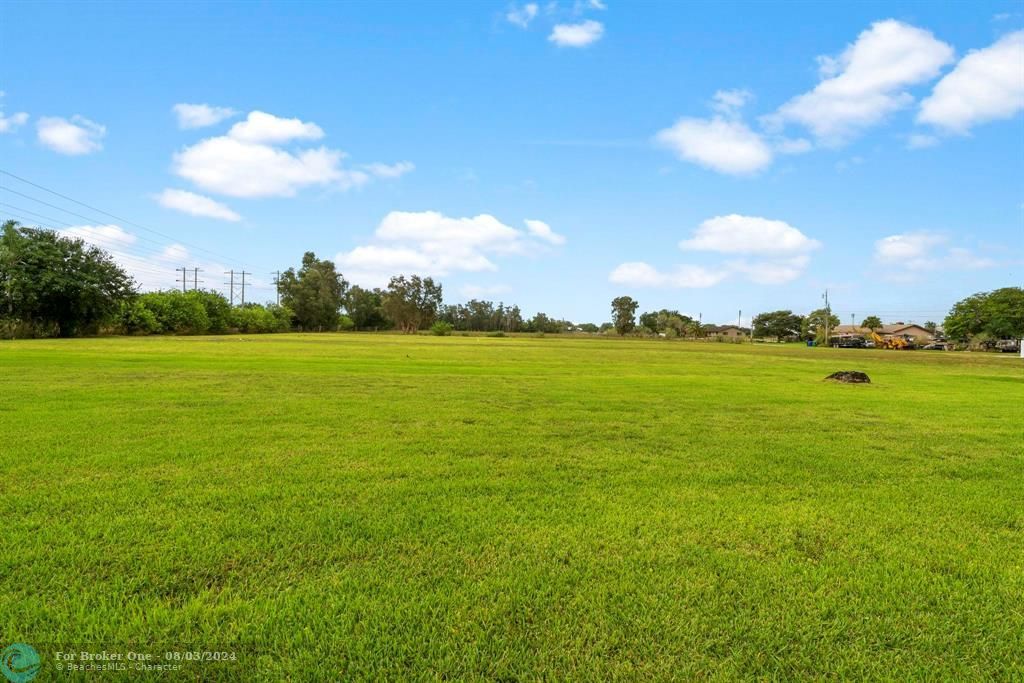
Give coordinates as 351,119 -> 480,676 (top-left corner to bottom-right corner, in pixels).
869,330 -> 913,350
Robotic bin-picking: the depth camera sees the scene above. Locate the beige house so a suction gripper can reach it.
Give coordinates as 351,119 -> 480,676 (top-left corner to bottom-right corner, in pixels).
708,325 -> 748,339
832,323 -> 934,342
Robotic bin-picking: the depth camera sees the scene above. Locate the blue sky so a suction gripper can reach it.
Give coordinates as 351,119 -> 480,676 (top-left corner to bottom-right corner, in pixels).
1,0 -> 1022,325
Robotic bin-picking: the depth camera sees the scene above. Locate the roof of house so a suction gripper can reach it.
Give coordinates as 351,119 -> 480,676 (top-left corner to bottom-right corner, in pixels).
832,323 -> 933,336
880,323 -> 931,334
708,325 -> 750,333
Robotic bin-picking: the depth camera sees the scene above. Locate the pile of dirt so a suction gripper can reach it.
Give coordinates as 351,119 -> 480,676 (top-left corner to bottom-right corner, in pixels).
825,371 -> 870,384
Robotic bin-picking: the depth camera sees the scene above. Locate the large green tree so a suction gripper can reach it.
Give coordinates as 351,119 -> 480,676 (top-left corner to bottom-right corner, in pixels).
861,315 -> 883,330
753,310 -> 803,341
278,252 -> 348,331
345,285 -> 390,330
802,308 -> 841,343
611,296 -> 639,335
944,287 -> 1024,341
0,221 -> 135,337
382,275 -> 443,333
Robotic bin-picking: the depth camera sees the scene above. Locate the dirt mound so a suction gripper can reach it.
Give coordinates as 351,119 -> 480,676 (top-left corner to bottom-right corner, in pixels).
825,371 -> 870,384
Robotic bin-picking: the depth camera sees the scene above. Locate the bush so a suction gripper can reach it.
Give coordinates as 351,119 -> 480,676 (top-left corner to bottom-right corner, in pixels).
487,331 -> 507,338
337,314 -> 355,332
120,300 -> 161,334
431,321 -> 453,336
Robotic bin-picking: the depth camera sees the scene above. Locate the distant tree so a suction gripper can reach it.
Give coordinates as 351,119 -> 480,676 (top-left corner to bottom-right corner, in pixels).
802,308 -> 841,343
0,220 -> 135,337
861,315 -> 883,330
577,323 -> 599,333
753,310 -> 803,341
944,287 -> 1024,341
611,296 -> 639,335
638,309 -> 695,337
382,275 -> 443,333
278,252 -> 348,331
345,285 -> 390,330
923,320 -> 938,334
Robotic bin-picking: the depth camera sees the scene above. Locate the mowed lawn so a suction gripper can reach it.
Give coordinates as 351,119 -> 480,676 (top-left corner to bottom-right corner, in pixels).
1,334 -> 1022,680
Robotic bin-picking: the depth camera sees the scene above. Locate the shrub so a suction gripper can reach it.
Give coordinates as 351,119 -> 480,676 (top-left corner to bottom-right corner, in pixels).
431,321 -> 453,336
337,314 -> 355,331
487,331 -> 506,338
120,300 -> 161,334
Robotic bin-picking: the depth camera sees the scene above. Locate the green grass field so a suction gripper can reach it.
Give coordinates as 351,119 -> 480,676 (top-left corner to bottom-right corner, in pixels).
1,334 -> 1022,680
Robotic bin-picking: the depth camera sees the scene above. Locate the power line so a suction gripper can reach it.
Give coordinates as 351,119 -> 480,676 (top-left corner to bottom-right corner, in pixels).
0,169 -> 247,268
0,210 -> 196,266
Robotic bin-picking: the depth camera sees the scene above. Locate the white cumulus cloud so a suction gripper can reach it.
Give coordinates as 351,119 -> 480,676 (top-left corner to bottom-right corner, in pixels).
336,211 -> 563,287
171,110 -> 410,198
37,115 -> 106,155
173,137 -> 345,198
610,214 -> 820,288
873,231 -> 996,273
655,117 -> 773,175
172,103 -> 237,129
918,31 -> 1024,133
525,219 -> 566,245
680,214 -> 821,254
769,20 -> 954,145
226,111 -> 324,144
155,188 -> 241,222
549,20 -> 604,47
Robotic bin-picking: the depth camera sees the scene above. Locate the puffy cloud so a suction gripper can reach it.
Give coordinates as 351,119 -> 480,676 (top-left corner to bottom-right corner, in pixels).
524,219 -> 566,245
37,115 -> 106,155
873,231 -> 996,272
680,214 -> 821,254
769,20 -> 954,144
61,224 -> 137,249
154,188 -> 241,222
172,103 -> 237,129
507,3 -> 538,28
171,110 -> 410,198
655,117 -> 773,175
917,31 -> 1024,133
609,262 -> 727,288
336,211 -> 563,287
226,111 -> 324,144
611,214 -> 819,288
173,136 -> 345,198
549,20 -> 604,47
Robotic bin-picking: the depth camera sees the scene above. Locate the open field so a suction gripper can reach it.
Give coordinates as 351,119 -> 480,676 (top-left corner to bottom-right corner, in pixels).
1,334 -> 1022,680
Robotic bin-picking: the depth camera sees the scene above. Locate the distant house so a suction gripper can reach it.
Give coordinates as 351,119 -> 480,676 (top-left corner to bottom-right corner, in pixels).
879,323 -> 933,342
706,325 -> 749,339
831,323 -> 934,342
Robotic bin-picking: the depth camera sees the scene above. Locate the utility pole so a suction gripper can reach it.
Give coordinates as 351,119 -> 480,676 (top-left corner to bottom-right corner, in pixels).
175,267 -> 188,293
271,270 -> 281,306
224,270 -> 235,305
822,288 -> 830,346
191,267 -> 203,291
239,271 -> 251,306
738,309 -> 742,328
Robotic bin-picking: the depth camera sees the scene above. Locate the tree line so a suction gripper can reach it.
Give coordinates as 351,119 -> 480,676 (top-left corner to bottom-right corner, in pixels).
1,221 -> 1021,342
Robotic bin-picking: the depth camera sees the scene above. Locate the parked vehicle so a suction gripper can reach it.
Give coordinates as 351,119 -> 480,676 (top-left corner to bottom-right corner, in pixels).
831,336 -> 866,348
995,339 -> 1021,353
